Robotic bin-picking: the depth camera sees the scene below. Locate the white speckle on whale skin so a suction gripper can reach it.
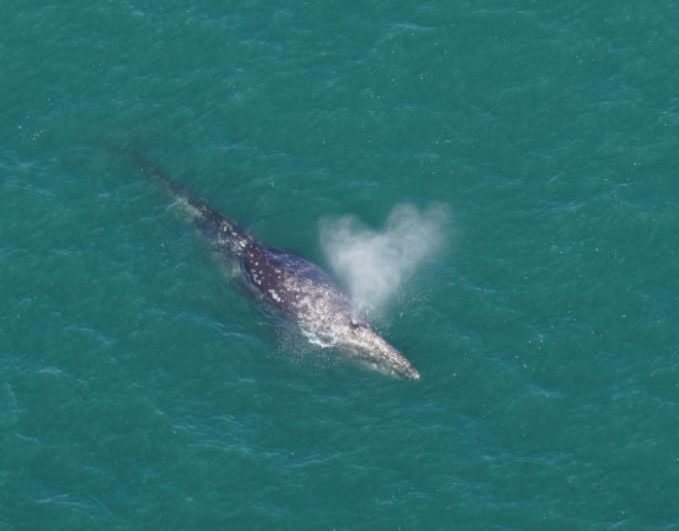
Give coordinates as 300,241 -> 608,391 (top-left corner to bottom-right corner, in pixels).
268,289 -> 281,303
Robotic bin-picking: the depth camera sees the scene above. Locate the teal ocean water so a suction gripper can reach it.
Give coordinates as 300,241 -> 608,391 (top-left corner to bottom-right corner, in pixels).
2,2 -> 679,529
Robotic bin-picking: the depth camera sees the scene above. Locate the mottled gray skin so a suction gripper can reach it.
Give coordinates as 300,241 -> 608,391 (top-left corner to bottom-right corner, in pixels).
130,152 -> 420,379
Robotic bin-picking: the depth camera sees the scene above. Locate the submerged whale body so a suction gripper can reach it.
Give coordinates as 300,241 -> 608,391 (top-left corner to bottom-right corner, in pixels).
127,151 -> 420,380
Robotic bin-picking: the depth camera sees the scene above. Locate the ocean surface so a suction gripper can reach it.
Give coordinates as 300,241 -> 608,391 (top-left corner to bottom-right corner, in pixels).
2,2 -> 678,529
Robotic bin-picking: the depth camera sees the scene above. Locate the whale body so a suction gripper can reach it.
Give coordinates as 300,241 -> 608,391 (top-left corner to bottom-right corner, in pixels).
127,151 -> 420,380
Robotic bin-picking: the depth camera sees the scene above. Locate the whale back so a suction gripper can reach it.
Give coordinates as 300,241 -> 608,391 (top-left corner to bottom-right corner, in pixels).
241,244 -> 351,320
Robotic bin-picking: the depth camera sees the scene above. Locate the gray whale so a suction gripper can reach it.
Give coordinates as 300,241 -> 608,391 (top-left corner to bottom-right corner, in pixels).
127,151 -> 420,380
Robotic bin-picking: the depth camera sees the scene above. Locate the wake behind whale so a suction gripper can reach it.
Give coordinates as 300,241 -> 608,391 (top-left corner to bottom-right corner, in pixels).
124,151 -> 420,380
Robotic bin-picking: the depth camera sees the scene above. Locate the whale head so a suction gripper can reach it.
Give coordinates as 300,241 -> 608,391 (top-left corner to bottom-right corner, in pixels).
330,316 -> 420,380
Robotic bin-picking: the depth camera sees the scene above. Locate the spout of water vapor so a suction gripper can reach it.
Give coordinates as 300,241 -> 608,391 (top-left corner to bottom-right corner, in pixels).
320,203 -> 449,313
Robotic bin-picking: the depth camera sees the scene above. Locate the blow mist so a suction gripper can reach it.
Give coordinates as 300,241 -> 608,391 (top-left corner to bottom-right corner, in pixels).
320,203 -> 449,317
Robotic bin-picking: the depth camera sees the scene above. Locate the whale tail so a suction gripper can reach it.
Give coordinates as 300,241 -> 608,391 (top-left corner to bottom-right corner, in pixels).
118,147 -> 251,254
122,147 -> 185,198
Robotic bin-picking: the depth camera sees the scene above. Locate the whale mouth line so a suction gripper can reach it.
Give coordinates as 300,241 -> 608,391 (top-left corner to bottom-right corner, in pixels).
343,345 -> 420,380
298,328 -> 420,380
